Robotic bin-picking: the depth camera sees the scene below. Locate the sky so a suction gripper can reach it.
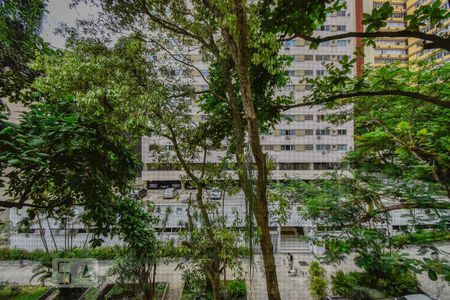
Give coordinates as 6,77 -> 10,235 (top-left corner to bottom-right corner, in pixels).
41,0 -> 100,48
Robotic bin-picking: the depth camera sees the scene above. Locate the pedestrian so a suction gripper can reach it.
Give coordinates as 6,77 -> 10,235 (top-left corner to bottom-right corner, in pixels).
287,252 -> 293,271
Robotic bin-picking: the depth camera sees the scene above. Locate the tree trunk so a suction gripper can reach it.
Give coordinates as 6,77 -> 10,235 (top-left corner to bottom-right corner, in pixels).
211,270 -> 221,300
229,1 -> 281,299
143,287 -> 152,300
256,211 -> 279,299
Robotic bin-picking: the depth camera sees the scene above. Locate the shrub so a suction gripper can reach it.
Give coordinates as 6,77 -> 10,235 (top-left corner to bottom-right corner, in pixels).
227,280 -> 246,298
309,261 -> 328,299
331,271 -> 359,296
0,247 -> 121,261
332,269 -> 419,299
372,269 -> 420,296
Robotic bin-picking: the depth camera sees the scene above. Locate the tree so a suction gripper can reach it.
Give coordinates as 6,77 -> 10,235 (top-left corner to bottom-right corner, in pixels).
65,1 -> 450,298
33,33 -> 245,299
276,62 -> 450,288
107,199 -> 161,300
0,94 -> 143,245
0,0 -> 50,108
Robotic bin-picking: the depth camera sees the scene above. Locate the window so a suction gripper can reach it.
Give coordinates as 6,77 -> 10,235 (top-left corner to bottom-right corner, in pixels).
284,84 -> 295,91
336,25 -> 346,31
337,40 -> 347,46
262,145 -> 274,151
281,129 -> 296,136
305,85 -> 313,91
316,144 -> 331,151
316,70 -> 326,76
304,114 -> 314,121
279,163 -> 311,170
386,22 -> 405,28
336,10 -> 346,17
304,70 -> 314,76
316,55 -> 331,61
316,129 -> 331,135
281,115 -> 295,122
337,144 -> 347,151
304,144 -> 314,151
313,162 -> 341,170
201,70 -> 209,77
337,129 -> 347,135
304,55 -> 314,61
281,145 -> 296,151
285,70 -> 295,76
374,49 -> 407,55
305,129 -> 314,135
284,40 -> 295,47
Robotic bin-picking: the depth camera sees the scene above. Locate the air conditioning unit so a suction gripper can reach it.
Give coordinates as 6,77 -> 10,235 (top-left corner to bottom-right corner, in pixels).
317,135 -> 321,139
321,61 -> 326,65
285,47 -> 290,50
347,13 -> 351,16
285,136 -> 291,140
321,150 -> 326,155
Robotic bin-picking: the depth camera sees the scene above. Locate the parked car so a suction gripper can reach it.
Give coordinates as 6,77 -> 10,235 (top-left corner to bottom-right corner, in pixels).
163,188 -> 178,199
147,182 -> 158,189
395,295 -> 434,300
130,188 -> 147,199
209,189 -> 222,200
326,297 -> 349,300
159,183 -> 171,189
171,182 -> 181,189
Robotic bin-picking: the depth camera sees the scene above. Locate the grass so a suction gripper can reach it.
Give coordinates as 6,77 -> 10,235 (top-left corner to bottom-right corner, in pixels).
0,286 -> 48,300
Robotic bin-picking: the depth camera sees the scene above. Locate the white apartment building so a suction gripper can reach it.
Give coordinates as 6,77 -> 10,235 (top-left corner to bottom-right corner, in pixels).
141,3 -> 356,188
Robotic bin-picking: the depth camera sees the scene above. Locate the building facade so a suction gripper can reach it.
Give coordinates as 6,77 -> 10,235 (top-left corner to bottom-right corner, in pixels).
362,0 -> 449,66
141,2 -> 357,188
407,0 -> 450,64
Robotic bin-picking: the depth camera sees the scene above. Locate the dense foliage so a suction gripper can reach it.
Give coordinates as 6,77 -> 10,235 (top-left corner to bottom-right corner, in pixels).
308,261 -> 328,300
0,0 -> 50,106
331,270 -> 419,299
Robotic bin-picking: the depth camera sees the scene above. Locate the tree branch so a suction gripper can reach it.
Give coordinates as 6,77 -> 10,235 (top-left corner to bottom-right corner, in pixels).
281,90 -> 450,110
285,31 -> 450,52
351,201 -> 450,227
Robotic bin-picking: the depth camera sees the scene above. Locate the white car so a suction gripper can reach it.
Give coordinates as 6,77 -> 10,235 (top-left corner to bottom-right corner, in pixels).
209,189 -> 222,200
162,188 -> 178,199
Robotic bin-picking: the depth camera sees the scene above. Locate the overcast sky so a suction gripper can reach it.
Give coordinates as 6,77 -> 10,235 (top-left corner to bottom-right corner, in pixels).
41,0 -> 100,48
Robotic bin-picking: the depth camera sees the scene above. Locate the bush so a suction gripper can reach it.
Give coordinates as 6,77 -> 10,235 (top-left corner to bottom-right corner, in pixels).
0,247 -> 121,261
392,230 -> 450,247
226,280 -> 246,298
371,269 -> 420,296
331,271 -> 359,297
309,261 -> 328,300
331,269 -> 420,299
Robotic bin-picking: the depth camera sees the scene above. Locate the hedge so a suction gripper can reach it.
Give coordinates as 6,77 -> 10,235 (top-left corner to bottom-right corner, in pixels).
0,246 -> 122,261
